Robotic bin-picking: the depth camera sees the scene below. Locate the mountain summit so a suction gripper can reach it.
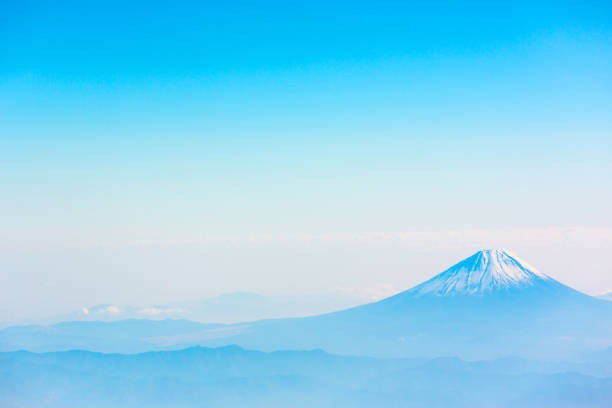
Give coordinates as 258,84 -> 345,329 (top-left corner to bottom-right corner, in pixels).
408,249 -> 552,297
186,248 -> 611,359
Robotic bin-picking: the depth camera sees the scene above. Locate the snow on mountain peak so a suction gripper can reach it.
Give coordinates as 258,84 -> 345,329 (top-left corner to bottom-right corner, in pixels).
409,249 -> 551,296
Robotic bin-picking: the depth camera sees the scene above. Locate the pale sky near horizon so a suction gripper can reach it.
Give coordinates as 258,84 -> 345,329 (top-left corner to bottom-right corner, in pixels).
1,1 -> 611,322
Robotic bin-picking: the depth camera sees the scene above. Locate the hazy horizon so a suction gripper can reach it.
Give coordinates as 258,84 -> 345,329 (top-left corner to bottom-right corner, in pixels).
3,239 -> 611,324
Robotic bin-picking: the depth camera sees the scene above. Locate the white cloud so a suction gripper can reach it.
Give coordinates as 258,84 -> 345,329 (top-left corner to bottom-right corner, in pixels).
105,305 -> 121,314
139,307 -> 187,316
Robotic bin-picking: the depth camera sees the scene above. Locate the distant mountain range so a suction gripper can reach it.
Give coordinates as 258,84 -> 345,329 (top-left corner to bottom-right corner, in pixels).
2,346 -> 611,408
1,249 -> 611,360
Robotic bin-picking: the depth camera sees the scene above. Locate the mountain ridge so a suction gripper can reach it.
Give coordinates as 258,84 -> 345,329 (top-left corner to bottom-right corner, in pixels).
3,346 -> 611,408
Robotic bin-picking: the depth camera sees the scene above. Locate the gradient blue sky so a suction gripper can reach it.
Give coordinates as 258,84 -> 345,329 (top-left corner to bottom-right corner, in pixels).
1,1 -> 611,321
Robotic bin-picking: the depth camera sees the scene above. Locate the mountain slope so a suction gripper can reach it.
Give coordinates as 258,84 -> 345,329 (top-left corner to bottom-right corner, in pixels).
191,249 -> 612,359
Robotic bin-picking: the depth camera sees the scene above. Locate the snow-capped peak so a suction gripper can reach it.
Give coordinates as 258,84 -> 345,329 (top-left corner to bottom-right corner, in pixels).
408,249 -> 551,296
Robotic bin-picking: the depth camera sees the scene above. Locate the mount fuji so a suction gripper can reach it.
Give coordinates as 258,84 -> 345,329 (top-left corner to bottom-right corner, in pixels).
1,250 -> 610,359
189,249 -> 612,359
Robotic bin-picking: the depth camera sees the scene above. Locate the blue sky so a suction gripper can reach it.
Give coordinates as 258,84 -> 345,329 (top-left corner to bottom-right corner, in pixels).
1,1 -> 611,320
